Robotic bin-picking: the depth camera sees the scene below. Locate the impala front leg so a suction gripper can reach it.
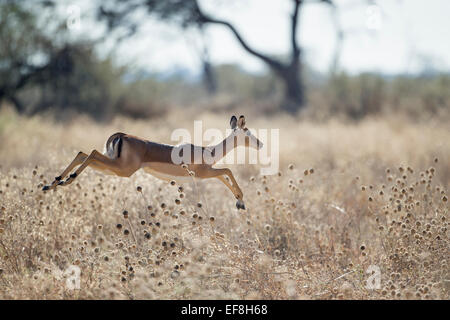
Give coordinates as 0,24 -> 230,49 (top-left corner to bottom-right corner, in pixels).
217,175 -> 246,210
203,167 -> 245,210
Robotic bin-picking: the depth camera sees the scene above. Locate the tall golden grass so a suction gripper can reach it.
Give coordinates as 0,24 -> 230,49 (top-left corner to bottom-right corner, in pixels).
0,108 -> 448,299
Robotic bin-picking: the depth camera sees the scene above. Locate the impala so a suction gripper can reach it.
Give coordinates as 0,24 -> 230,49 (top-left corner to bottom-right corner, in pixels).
42,115 -> 263,209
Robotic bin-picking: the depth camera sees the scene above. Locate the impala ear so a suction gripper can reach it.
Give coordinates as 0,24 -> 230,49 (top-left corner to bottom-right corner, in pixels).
230,115 -> 237,129
238,115 -> 246,128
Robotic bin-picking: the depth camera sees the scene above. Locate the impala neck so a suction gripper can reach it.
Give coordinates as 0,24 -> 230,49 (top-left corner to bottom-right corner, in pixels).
209,134 -> 236,164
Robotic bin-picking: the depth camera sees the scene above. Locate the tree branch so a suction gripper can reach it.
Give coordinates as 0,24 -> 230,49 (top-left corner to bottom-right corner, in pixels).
195,1 -> 285,72
13,62 -> 50,91
291,0 -> 302,61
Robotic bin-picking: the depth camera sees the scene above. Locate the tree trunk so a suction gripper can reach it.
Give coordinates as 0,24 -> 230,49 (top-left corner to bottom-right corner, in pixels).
202,59 -> 217,95
7,94 -> 25,113
275,58 -> 304,114
196,0 -> 306,113
282,71 -> 304,113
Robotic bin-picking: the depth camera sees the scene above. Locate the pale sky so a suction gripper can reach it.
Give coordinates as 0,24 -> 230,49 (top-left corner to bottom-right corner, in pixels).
66,0 -> 450,76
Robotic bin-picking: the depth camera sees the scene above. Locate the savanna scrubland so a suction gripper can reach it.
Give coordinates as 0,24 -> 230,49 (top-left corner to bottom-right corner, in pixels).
0,103 -> 448,299
1,0 -> 449,301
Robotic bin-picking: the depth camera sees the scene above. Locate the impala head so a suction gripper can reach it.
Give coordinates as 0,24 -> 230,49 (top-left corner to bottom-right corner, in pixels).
230,115 -> 263,150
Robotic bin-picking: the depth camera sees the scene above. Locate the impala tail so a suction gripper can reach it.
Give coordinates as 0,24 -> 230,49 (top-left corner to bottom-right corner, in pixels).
104,132 -> 126,159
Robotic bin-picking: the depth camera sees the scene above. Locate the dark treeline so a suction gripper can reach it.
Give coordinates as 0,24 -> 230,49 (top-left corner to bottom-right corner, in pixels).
0,0 -> 449,121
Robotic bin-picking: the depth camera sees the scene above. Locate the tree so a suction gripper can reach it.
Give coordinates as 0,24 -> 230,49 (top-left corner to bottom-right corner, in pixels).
0,1 -> 53,113
195,0 -> 305,113
0,1 -> 125,119
0,1 -> 87,114
194,29 -> 217,96
98,0 -> 339,113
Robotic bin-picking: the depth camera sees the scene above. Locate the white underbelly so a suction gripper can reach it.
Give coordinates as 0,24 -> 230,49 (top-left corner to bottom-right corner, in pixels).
140,163 -> 197,184
99,168 -> 116,175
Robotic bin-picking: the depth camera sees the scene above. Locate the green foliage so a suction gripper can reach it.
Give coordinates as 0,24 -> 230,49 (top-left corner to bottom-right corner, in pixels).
389,74 -> 450,117
324,72 -> 385,119
99,0 -> 202,30
214,64 -> 282,101
0,1 -> 52,99
32,47 -> 127,120
0,2 -> 45,71
116,74 -> 201,118
306,72 -> 449,121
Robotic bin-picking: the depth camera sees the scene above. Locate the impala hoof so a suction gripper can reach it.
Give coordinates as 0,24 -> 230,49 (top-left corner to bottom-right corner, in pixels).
42,185 -> 50,191
236,200 -> 246,210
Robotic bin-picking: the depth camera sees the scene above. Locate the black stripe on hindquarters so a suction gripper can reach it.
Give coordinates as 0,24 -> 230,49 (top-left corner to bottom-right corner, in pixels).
117,137 -> 123,158
106,132 -> 126,159
111,136 -> 123,158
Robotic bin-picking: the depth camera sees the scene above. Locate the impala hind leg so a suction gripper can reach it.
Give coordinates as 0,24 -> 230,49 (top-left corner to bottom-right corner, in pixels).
42,151 -> 88,191
58,150 -> 137,187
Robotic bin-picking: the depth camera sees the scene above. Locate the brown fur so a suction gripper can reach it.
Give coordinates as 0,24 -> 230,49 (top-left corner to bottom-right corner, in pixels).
43,116 -> 261,209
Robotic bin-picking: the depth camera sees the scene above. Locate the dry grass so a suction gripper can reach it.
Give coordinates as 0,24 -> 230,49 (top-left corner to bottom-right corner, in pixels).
0,108 -> 448,299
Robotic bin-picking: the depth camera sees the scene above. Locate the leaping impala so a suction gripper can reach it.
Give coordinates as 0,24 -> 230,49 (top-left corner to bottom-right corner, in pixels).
42,115 -> 262,209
